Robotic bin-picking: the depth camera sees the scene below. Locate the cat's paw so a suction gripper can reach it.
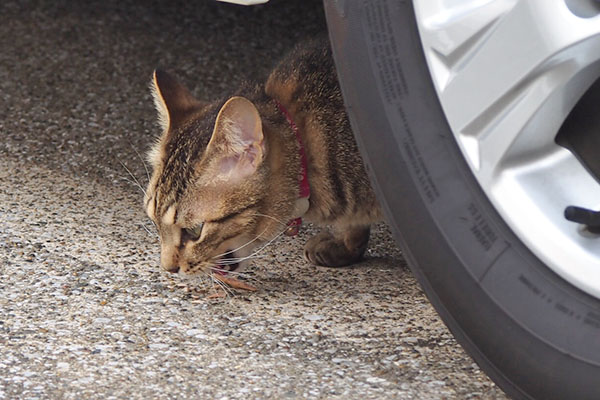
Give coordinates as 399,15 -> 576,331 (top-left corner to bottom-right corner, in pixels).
303,231 -> 362,267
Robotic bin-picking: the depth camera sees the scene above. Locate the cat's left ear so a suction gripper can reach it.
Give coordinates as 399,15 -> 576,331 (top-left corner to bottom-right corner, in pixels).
151,69 -> 204,132
208,96 -> 265,183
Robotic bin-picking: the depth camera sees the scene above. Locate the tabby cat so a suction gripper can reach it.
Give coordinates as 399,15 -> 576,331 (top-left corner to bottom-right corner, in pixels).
144,41 -> 382,275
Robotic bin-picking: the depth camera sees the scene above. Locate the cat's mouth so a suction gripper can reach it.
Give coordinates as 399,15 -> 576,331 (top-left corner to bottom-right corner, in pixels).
214,250 -> 240,275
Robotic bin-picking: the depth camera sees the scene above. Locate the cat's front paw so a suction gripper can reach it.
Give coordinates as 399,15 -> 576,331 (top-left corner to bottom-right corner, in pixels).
303,230 -> 366,267
304,231 -> 339,267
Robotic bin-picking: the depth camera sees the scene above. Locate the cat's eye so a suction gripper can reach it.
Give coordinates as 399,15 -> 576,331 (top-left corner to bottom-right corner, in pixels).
184,223 -> 204,241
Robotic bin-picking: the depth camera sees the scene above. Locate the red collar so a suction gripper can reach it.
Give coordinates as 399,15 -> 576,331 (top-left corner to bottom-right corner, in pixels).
275,100 -> 310,236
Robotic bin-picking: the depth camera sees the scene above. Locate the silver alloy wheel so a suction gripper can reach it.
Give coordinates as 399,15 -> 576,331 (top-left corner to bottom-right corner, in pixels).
414,0 -> 600,298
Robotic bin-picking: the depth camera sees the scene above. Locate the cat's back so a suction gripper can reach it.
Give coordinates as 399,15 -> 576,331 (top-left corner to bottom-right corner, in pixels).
265,39 -> 345,123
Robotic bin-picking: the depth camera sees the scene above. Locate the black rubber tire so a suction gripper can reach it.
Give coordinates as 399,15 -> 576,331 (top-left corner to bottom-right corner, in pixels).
323,1 -> 600,399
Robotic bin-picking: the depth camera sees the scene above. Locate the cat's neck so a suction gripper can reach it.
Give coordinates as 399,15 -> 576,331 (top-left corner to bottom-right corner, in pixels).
249,92 -> 308,223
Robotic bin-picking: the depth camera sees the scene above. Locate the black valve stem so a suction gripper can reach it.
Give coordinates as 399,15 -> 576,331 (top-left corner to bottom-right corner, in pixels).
564,206 -> 600,234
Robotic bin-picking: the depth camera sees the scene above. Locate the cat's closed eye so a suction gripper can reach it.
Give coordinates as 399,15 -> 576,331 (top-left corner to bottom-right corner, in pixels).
183,223 -> 204,241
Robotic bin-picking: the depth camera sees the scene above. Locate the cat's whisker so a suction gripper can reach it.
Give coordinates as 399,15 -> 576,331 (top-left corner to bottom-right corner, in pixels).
243,224 -> 289,259
119,161 -> 147,197
144,217 -> 159,231
144,218 -> 158,229
211,255 -> 268,268
211,228 -> 285,268
210,213 -> 285,260
215,254 -> 268,263
120,175 -> 142,192
210,274 -> 235,297
207,267 -> 254,280
211,225 -> 272,260
205,216 -> 295,279
248,212 -> 289,227
127,138 -> 151,185
186,274 -> 206,286
139,222 -> 158,237
239,214 -> 298,259
212,214 -> 289,262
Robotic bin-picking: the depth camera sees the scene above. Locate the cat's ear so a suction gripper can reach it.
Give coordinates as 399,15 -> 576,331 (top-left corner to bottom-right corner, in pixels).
151,69 -> 204,131
208,96 -> 265,183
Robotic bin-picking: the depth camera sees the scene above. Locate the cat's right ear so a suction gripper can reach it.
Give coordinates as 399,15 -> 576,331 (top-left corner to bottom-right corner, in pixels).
151,69 -> 204,132
206,96 -> 265,184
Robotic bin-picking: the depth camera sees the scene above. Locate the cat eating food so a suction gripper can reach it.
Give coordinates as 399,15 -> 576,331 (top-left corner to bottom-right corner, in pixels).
144,41 -> 382,278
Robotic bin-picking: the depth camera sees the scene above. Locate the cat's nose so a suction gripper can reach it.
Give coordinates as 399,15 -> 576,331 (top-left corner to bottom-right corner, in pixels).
164,265 -> 180,274
160,244 -> 180,273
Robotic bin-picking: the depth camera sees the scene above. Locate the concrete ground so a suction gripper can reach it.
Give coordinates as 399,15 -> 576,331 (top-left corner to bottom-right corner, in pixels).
0,1 -> 508,399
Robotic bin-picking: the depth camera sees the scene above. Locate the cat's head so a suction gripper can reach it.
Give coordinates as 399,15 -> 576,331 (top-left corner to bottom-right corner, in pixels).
144,70 -> 289,275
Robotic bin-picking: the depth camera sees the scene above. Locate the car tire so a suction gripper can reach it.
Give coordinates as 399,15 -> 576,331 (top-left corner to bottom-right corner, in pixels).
324,1 -> 600,399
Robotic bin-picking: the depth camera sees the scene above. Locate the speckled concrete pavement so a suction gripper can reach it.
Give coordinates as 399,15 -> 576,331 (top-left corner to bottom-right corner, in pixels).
0,1 -> 508,399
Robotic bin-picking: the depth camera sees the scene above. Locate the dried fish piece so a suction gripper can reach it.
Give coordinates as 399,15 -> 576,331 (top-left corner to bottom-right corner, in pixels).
213,273 -> 258,291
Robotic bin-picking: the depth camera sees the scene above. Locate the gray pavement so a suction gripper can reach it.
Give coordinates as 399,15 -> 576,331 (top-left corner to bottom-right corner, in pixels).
0,1 -> 508,399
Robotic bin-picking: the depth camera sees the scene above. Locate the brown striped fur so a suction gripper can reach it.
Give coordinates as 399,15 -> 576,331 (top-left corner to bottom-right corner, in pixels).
145,41 -> 381,275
